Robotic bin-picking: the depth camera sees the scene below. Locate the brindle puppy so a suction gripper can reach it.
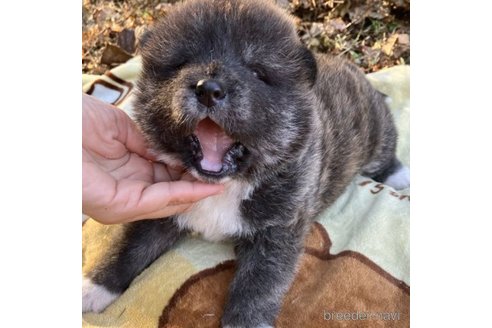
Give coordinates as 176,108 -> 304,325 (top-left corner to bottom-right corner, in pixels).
82,0 -> 409,327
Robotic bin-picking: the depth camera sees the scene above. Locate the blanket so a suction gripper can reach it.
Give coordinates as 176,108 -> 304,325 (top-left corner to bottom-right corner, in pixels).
82,57 -> 410,328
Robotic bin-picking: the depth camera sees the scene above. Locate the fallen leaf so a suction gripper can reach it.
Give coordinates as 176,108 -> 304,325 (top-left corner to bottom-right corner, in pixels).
324,18 -> 346,36
307,37 -> 320,49
309,23 -> 324,37
100,44 -> 133,65
372,40 -> 383,50
111,23 -> 124,33
382,34 -> 398,56
94,8 -> 115,27
124,16 -> 136,29
117,29 -> 136,54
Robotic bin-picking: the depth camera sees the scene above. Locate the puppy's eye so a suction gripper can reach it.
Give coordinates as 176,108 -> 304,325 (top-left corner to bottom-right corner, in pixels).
252,68 -> 270,84
174,61 -> 187,70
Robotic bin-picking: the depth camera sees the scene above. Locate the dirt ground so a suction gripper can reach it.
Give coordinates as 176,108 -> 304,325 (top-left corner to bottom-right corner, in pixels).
82,0 -> 409,75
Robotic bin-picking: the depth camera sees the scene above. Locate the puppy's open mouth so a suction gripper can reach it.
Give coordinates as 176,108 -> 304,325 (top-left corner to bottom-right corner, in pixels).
190,118 -> 249,178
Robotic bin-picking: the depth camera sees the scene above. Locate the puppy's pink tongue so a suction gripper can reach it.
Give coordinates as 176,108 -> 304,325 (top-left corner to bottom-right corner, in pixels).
194,118 -> 234,172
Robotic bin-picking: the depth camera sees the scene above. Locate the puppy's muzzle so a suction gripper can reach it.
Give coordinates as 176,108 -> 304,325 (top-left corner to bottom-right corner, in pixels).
195,79 -> 226,108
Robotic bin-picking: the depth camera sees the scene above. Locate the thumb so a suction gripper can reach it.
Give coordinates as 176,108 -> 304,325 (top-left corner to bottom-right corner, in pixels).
153,180 -> 225,205
130,180 -> 225,219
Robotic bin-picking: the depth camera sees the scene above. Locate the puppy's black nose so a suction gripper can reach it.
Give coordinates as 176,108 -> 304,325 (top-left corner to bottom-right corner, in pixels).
195,79 -> 225,107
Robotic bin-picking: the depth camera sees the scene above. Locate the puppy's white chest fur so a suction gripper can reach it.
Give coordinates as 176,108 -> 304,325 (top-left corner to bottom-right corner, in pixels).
175,180 -> 253,241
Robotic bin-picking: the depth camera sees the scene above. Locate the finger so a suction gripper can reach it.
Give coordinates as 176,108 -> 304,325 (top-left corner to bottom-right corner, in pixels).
180,171 -> 198,182
140,180 -> 224,208
110,180 -> 224,223
126,203 -> 194,222
83,94 -> 151,159
85,178 -> 224,224
166,165 -> 187,181
113,108 -> 151,159
153,162 -> 176,182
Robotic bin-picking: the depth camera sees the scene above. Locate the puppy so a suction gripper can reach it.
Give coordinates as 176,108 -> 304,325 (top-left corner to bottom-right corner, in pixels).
82,0 -> 409,326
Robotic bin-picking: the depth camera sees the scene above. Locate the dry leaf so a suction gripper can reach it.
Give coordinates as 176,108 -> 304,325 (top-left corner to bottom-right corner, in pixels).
124,17 -> 136,29
111,23 -> 124,33
324,18 -> 346,36
372,40 -> 382,50
117,29 -> 136,54
101,44 -> 133,65
94,8 -> 115,27
329,18 -> 346,31
309,23 -> 324,37
382,34 -> 398,56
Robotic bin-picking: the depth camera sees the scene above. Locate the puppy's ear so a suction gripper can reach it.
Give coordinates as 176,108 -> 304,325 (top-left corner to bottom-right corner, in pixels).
298,46 -> 317,86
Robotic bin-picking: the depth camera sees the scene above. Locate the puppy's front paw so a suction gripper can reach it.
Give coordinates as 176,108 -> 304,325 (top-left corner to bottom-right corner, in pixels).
82,277 -> 119,313
384,165 -> 410,190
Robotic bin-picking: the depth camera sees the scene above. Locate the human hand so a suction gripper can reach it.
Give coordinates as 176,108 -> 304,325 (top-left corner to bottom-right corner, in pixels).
82,94 -> 224,224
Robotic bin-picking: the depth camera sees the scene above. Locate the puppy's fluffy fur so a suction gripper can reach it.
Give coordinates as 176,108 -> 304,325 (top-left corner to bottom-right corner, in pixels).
83,0 -> 409,326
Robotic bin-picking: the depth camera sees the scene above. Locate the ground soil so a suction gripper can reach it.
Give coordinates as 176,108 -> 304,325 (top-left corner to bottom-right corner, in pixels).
82,0 -> 409,75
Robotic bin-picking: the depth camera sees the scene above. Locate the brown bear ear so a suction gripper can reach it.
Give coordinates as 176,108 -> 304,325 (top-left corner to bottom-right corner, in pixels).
298,45 -> 317,87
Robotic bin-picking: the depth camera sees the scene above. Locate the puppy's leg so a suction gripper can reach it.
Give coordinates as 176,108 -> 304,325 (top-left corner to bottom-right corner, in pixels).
366,157 -> 410,190
83,218 -> 183,313
222,224 -> 305,328
384,163 -> 410,190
